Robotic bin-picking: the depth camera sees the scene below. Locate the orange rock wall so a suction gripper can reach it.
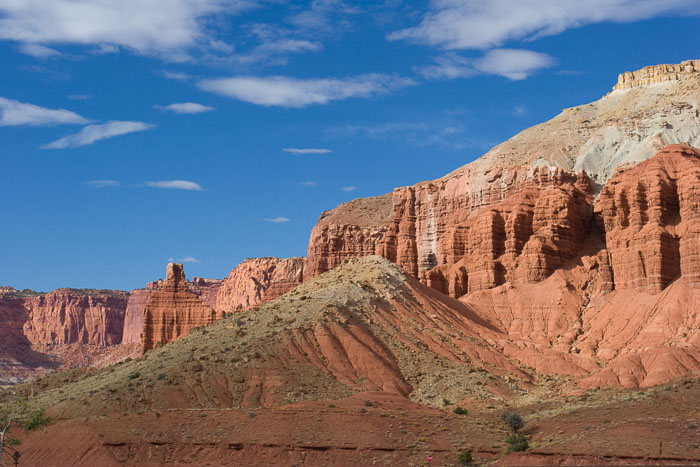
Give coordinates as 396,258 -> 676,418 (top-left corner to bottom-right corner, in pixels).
596,144 -> 700,292
141,263 -> 218,351
216,257 -> 304,313
21,289 -> 129,346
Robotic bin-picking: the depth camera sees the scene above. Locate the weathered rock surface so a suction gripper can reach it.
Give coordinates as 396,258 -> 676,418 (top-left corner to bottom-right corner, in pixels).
596,144 -> 700,292
141,263 -> 218,351
121,288 -> 153,345
0,287 -> 132,385
305,62 -> 700,293
613,59 -> 700,90
22,289 -> 129,346
216,257 -> 304,313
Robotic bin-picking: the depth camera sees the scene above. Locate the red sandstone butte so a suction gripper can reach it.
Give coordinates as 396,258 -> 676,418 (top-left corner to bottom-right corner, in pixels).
141,263 -> 218,351
216,257 -> 304,313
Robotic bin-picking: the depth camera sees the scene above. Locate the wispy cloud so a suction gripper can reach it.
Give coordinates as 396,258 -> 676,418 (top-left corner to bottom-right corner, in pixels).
144,180 -> 202,191
327,119 -> 492,151
237,39 -> 322,65
42,120 -> 154,149
420,49 -> 554,81
68,94 -> 91,101
198,74 -> 416,108
168,255 -> 199,263
300,181 -> 316,187
264,216 -> 291,223
154,102 -> 214,114
513,104 -> 528,116
161,70 -> 191,81
389,0 -> 700,50
0,0 -> 256,59
87,180 -> 120,188
18,43 -> 60,58
0,97 -> 90,126
283,148 -> 331,154
341,186 -> 356,192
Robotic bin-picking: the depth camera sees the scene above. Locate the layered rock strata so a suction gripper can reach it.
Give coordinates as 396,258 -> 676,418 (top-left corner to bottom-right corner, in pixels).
22,289 -> 129,346
216,257 -> 305,313
595,144 -> 700,292
304,61 -> 700,297
141,263 -> 218,351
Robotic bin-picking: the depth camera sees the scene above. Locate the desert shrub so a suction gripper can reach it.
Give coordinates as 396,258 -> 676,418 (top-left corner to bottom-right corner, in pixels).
364,400 -> 373,407
453,407 -> 468,415
157,373 -> 166,380
458,449 -> 473,465
128,371 -> 141,380
502,412 -> 523,431
443,398 -> 452,406
506,433 -> 528,452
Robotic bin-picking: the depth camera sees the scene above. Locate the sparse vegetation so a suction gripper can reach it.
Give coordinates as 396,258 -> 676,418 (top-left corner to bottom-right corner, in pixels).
458,449 -> 473,465
1,398 -> 50,462
128,371 -> 141,380
502,412 -> 523,431
364,400 -> 373,407
506,433 -> 528,452
453,407 -> 468,415
443,398 -> 452,406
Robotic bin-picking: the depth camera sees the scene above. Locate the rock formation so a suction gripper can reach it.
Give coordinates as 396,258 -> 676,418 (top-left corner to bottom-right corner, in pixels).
22,289 -> 129,346
613,59 -> 700,91
216,257 -> 304,313
595,144 -> 700,292
304,61 -> 700,295
141,263 -> 218,351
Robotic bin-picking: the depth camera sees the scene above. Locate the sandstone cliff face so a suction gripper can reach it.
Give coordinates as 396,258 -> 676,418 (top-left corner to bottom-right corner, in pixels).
305,61 -> 700,297
596,144 -> 700,292
121,288 -> 153,345
217,257 -> 304,313
141,263 -> 218,351
613,59 -> 700,91
22,289 -> 129,346
190,277 -> 223,309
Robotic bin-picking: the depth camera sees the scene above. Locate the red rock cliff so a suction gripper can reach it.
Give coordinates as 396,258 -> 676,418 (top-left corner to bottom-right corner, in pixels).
141,263 -> 218,351
22,289 -> 129,346
596,144 -> 700,292
216,257 -> 304,313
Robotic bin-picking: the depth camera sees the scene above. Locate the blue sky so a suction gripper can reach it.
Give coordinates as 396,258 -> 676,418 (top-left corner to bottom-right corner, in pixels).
1,0 -> 699,291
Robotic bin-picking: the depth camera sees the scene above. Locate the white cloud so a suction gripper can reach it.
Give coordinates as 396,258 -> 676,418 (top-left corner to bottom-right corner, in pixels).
389,0 -> 700,50
0,0 -> 256,58
87,180 -> 120,188
513,104 -> 528,116
145,180 -> 203,191
237,39 -> 322,65
283,148 -> 332,154
162,71 -> 191,81
420,49 -> 554,80
264,217 -> 291,223
42,121 -> 154,149
168,255 -> 200,263
18,43 -> 60,58
198,74 -> 416,107
341,186 -> 356,192
0,97 -> 90,126
300,181 -> 316,187
475,49 -> 554,80
155,102 -> 215,114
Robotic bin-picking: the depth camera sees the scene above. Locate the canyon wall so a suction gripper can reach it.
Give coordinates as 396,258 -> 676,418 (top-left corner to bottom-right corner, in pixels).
141,263 -> 218,352
21,289 -> 129,346
216,257 -> 305,314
